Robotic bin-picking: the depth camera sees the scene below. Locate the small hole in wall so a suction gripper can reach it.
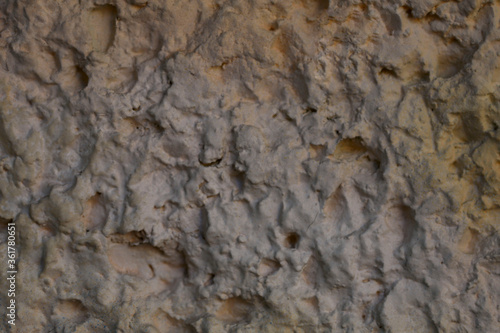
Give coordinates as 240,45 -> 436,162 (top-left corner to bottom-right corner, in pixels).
268,21 -> 279,31
284,232 -> 300,249
204,274 -> 215,286
402,5 -> 413,17
315,0 -> 329,11
75,66 -> 89,90
378,67 -> 398,78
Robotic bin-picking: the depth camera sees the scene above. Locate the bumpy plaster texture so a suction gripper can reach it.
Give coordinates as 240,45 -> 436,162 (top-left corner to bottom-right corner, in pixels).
0,0 -> 500,332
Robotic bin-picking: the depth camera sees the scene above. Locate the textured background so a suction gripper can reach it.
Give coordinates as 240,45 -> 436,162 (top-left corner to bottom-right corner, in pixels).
0,0 -> 499,332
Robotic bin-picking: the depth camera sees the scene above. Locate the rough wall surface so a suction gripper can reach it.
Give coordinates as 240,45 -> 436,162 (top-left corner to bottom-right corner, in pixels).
0,0 -> 499,332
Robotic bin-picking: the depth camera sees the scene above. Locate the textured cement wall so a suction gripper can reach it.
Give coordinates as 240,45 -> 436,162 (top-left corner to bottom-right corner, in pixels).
0,0 -> 499,332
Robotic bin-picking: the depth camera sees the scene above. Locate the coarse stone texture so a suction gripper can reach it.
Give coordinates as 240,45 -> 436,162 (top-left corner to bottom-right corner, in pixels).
0,0 -> 499,332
